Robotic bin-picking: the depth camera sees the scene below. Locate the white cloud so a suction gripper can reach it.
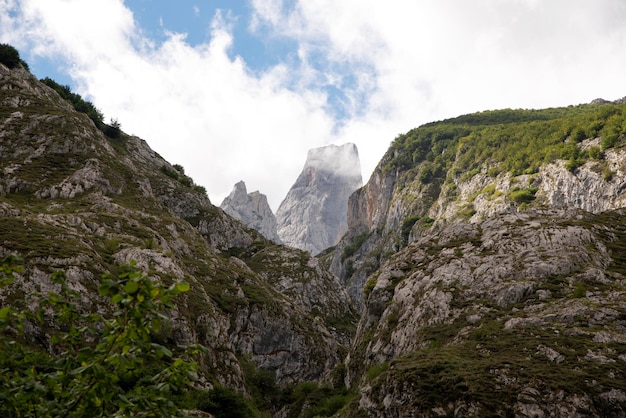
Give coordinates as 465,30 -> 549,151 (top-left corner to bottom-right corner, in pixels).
2,0 -> 626,210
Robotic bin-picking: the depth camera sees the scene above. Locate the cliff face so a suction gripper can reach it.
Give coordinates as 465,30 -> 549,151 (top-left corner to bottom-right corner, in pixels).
220,180 -> 281,243
276,143 -> 362,255
348,208 -> 626,417
0,63 -> 356,390
331,102 -> 626,416
332,107 -> 626,308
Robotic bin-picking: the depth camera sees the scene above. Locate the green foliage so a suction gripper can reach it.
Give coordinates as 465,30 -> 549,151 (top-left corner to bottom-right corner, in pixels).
458,205 -> 477,219
565,158 -> 584,172
401,215 -> 420,242
588,146 -> 603,160
385,103 -> 626,180
365,362 -> 389,381
0,257 -> 205,417
159,164 -> 206,194
40,77 -> 105,129
573,281 -> 587,298
202,386 -> 258,418
281,382 -> 354,418
354,315 -> 626,417
104,118 -> 122,138
363,276 -> 377,298
235,353 -> 356,417
0,44 -> 28,69
342,232 -> 369,261
509,187 -> 538,204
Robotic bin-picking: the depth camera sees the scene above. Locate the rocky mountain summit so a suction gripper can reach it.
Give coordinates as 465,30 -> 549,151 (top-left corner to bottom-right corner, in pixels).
276,143 -> 362,255
220,180 -> 281,243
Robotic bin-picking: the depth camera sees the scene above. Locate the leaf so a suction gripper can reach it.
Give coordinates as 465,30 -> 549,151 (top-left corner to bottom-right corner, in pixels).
124,280 -> 139,295
174,282 -> 190,293
0,306 -> 10,320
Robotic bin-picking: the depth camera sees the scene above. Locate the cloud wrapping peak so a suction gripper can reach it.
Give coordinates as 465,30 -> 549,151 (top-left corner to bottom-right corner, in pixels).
1,0 -> 626,210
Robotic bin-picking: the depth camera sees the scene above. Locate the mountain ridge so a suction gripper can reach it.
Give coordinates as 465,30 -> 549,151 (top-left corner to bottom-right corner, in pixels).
0,61 -> 356,404
3,51 -> 626,416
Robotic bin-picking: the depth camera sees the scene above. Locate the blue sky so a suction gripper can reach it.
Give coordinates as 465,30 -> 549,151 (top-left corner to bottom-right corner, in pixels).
2,0 -> 626,209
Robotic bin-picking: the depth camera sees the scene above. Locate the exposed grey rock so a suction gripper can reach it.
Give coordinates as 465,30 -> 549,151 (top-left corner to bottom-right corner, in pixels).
276,143 -> 362,255
220,180 -> 281,243
0,64 -> 356,392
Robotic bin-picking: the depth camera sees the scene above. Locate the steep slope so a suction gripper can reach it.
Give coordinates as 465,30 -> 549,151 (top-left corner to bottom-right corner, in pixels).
220,180 -> 281,243
276,143 -> 362,255
331,101 -> 626,416
0,62 -> 356,396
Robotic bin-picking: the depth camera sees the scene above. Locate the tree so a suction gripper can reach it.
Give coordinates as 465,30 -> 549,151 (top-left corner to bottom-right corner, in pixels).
0,44 -> 23,69
105,118 -> 122,138
0,256 -> 206,417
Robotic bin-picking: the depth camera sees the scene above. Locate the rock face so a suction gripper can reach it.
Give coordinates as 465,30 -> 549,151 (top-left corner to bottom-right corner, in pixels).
0,63 -> 356,394
220,181 -> 281,243
276,143 -> 362,255
347,207 -> 626,417
327,104 -> 626,416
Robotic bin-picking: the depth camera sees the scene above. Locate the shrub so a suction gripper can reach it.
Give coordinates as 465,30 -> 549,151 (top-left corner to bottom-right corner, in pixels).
365,362 -> 389,381
401,215 -> 420,242
570,127 -> 587,142
0,44 -> 25,69
0,256 -> 204,417
565,158 -> 584,172
341,232 -> 369,261
601,133 -> 619,150
40,77 -> 104,127
588,146 -> 603,160
364,276 -> 378,297
509,187 -> 538,204
104,118 -> 122,138
202,386 -> 258,418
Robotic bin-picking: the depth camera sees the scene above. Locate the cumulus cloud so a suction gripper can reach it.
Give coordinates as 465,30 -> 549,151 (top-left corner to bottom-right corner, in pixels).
2,0 -> 626,210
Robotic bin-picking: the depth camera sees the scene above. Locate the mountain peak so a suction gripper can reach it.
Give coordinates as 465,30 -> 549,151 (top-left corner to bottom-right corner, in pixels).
220,181 -> 281,243
276,143 -> 362,254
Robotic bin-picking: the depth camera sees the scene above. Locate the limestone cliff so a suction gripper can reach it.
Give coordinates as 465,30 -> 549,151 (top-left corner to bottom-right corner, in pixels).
276,143 -> 362,255
220,181 -> 281,243
0,63 -> 356,394
330,101 -> 626,416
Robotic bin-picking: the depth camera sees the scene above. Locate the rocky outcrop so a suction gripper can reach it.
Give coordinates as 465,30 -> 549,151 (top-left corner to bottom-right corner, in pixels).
276,143 -> 362,255
329,102 -> 626,416
346,207 -> 626,416
0,63 -> 356,391
332,133 -> 626,307
220,181 -> 281,243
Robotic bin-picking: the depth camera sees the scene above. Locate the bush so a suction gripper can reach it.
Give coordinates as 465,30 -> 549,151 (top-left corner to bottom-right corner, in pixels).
0,44 -> 25,69
0,256 -> 205,417
202,386 -> 258,418
341,232 -> 369,261
509,187 -> 538,204
104,118 -> 122,138
40,77 -> 104,128
401,215 -> 420,242
565,158 -> 584,172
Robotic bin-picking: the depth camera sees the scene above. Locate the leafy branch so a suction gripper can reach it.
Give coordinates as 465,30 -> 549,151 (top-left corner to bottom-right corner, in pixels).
0,257 -> 206,417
